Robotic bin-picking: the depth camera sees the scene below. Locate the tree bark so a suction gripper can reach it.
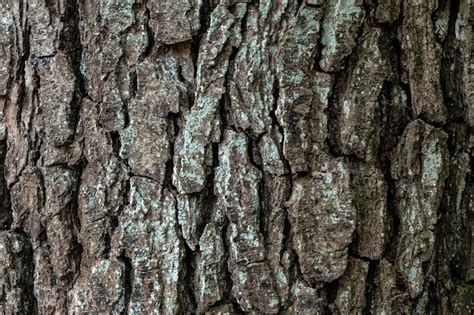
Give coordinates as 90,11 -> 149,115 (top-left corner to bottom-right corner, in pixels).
0,0 -> 473,314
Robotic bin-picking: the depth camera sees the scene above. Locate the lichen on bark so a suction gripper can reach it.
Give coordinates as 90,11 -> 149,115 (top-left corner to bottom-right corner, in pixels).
0,0 -> 472,314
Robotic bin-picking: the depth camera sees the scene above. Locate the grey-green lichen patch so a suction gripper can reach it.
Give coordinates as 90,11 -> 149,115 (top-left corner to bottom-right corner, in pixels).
319,0 -> 365,72
400,0 -> 447,123
391,120 -> 449,298
338,26 -> 388,159
173,2 -> 247,194
306,0 -> 324,5
112,177 -> 184,314
287,153 -> 356,283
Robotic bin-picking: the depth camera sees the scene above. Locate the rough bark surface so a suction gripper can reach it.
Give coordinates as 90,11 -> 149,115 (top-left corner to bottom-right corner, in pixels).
0,0 -> 473,314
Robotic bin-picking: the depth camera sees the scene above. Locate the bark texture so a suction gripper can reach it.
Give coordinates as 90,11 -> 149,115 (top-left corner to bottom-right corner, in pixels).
0,0 -> 473,314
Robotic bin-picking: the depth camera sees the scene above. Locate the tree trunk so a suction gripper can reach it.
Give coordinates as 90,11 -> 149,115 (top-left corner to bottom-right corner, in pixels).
0,0 -> 472,314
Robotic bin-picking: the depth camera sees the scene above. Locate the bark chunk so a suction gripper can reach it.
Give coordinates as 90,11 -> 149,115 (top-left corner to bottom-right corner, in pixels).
338,26 -> 387,159
333,258 -> 369,314
195,223 -> 226,313
263,175 -> 291,304
178,193 -> 205,251
350,163 -> 389,260
319,0 -> 365,72
68,259 -> 126,314
375,0 -> 400,24
287,154 -> 356,283
11,168 -> 44,239
119,106 -> 171,182
0,231 -> 35,314
276,5 -> 323,172
228,1 -> 287,136
373,259 -> 411,314
113,178 -> 185,314
11,166 -> 80,313
392,120 -> 449,297
79,0 -> 148,126
215,130 -> 280,313
148,0 -> 201,44
400,1 -> 447,123
289,281 -> 327,314
258,131 -> 286,176
78,99 -> 127,259
0,2 -> 14,95
35,53 -> 77,146
28,0 -> 59,56
174,2 -> 247,193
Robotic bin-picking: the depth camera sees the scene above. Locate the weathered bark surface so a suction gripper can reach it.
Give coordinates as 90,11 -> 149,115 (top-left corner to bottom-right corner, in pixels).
0,0 -> 473,314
